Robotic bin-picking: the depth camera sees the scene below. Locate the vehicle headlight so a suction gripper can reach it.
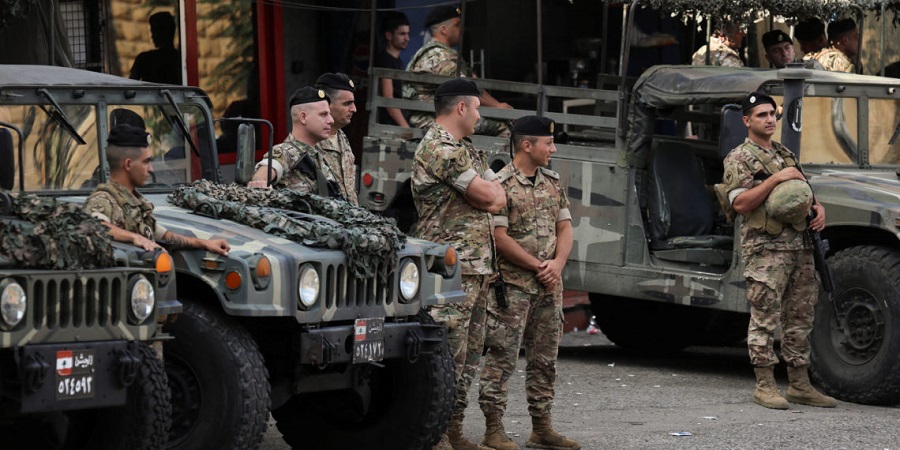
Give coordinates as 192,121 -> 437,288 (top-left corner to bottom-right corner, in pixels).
298,265 -> 319,310
399,259 -> 420,302
426,244 -> 458,278
0,279 -> 26,328
129,275 -> 155,323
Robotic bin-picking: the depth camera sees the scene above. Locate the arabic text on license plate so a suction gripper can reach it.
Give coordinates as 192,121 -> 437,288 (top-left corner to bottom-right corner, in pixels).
353,318 -> 385,363
56,349 -> 95,400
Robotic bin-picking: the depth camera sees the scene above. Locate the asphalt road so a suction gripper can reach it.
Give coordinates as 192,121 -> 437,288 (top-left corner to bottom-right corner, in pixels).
261,332 -> 900,449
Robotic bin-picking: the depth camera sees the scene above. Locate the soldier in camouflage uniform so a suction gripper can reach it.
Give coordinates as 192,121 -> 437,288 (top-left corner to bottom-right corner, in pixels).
812,18 -> 858,73
249,87 -> 344,198
762,29 -> 824,70
412,78 -> 506,450
314,73 -> 359,205
795,18 -> 827,60
721,92 -> 836,410
691,23 -> 745,67
477,116 -> 578,450
83,124 -> 230,254
402,5 -> 512,137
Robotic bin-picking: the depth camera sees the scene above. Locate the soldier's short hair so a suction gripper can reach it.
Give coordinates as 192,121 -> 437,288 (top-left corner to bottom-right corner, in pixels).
827,18 -> 856,44
382,11 -> 409,34
107,144 -> 144,171
434,95 -> 468,116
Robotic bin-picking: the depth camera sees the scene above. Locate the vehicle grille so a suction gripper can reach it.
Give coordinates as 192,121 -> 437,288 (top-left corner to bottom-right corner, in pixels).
30,274 -> 125,329
322,262 -> 393,309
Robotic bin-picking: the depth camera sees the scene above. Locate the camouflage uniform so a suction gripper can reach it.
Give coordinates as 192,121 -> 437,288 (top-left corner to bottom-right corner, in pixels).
83,180 -> 167,240
691,36 -> 744,67
722,138 -> 817,368
316,129 -> 359,205
411,123 -> 494,416
479,163 -> 572,418
812,46 -> 855,73
403,40 -> 509,136
256,134 -> 343,198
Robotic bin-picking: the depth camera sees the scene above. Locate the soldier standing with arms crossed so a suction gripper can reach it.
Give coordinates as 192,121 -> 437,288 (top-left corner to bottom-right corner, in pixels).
314,72 -> 359,205
721,92 -> 837,410
478,116 -> 579,450
412,78 -> 505,450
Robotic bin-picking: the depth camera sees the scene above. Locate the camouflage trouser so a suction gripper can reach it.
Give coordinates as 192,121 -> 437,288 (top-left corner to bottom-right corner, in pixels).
745,249 -> 818,367
429,274 -> 492,415
478,285 -> 562,418
409,113 -> 510,137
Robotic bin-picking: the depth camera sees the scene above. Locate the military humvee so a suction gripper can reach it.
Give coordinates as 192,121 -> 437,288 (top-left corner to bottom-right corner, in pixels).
0,64 -> 464,449
360,24 -> 900,407
0,132 -> 178,447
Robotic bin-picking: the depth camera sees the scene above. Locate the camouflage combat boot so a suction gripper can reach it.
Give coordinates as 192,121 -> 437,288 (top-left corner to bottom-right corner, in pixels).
526,415 -> 581,450
482,413 -> 519,450
447,413 -> 491,450
753,366 -> 789,409
786,366 -> 838,408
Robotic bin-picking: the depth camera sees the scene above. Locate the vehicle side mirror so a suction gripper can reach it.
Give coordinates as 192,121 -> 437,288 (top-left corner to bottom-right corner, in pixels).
0,128 -> 14,190
235,123 -> 256,185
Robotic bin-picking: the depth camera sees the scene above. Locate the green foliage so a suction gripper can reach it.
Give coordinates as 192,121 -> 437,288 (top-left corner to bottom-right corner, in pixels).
625,0 -> 900,27
199,0 -> 255,97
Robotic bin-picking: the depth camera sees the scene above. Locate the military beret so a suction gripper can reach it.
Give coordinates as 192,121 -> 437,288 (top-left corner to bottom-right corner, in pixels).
512,115 -> 555,137
425,5 -> 460,28
315,72 -> 356,92
435,78 -> 480,98
108,124 -> 151,148
794,18 -> 825,41
828,18 -> 856,41
742,91 -> 777,115
289,86 -> 330,107
762,30 -> 793,49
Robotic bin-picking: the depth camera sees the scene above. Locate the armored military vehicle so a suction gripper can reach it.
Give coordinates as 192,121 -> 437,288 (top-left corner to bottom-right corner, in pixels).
0,129 -> 177,447
360,3 -> 900,405
0,64 -> 464,449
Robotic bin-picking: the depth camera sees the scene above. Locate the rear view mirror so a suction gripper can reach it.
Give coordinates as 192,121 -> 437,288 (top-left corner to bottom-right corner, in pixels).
235,123 -> 256,185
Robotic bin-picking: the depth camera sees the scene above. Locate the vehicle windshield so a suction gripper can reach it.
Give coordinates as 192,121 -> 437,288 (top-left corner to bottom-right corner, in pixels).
0,101 -> 210,193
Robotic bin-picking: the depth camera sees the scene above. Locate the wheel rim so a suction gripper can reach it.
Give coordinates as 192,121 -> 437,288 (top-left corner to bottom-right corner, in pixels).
830,287 -> 886,365
166,355 -> 203,446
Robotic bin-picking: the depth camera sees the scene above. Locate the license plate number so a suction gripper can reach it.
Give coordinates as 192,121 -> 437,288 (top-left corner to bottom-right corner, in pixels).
55,349 -> 96,400
353,318 -> 385,363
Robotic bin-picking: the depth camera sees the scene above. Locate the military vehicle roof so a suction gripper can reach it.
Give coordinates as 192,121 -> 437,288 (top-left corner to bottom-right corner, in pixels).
0,64 -> 197,91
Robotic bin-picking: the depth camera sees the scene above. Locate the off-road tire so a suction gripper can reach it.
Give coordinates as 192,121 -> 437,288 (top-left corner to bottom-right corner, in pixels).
164,301 -> 270,449
56,342 -> 171,450
809,245 -> 900,405
272,313 -> 455,449
590,294 -> 701,352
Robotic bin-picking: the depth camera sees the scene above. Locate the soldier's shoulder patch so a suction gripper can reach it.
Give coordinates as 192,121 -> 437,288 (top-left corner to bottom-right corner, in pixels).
497,166 -> 515,183
539,167 -> 560,180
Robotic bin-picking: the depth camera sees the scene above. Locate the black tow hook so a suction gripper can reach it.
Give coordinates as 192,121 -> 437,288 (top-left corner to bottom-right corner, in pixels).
23,353 -> 50,393
116,347 -> 140,388
406,329 -> 424,363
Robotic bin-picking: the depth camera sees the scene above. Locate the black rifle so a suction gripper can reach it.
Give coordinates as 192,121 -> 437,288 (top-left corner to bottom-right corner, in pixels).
807,207 -> 843,330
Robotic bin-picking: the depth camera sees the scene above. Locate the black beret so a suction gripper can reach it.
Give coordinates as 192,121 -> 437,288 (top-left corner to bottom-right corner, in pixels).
828,18 -> 856,41
794,18 -> 825,41
742,91 -> 777,115
108,124 -> 151,148
289,86 -> 330,107
513,115 -> 555,137
435,78 -> 480,98
762,30 -> 793,49
425,5 -> 460,28
315,72 -> 355,92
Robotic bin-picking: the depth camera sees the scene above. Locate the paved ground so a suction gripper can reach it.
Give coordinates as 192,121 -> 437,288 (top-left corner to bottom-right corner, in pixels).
261,331 -> 900,449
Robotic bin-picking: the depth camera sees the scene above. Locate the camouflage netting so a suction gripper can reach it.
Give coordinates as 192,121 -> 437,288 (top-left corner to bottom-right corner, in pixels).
624,0 -> 900,27
0,191 -> 116,269
167,180 -> 407,280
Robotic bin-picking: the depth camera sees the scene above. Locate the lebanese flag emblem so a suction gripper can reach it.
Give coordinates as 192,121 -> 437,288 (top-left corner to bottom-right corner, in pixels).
56,350 -> 73,376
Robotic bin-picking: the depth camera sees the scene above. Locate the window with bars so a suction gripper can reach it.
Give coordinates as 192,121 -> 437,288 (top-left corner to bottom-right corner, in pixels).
60,0 -> 104,72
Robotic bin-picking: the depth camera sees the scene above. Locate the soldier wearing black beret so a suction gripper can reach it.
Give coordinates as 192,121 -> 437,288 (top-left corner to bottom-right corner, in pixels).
479,114 -> 578,449
424,5 -> 460,28
762,30 -> 796,69
83,124 -> 231,255
809,18 -> 858,73
313,72 -> 360,205
249,86 -> 339,196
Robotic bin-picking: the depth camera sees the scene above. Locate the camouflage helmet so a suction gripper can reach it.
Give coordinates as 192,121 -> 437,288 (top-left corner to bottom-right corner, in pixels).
765,179 -> 813,231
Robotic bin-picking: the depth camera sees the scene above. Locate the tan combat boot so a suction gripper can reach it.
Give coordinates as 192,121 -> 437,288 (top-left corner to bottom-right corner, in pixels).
753,366 -> 789,409
786,366 -> 838,408
447,413 -> 491,450
526,415 -> 581,450
482,413 -> 519,450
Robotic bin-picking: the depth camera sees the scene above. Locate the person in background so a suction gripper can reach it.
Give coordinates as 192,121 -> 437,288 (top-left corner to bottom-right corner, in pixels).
374,11 -> 411,127
813,18 -> 858,73
129,11 -> 182,84
314,72 -> 360,205
762,29 -> 823,70
691,22 -> 745,67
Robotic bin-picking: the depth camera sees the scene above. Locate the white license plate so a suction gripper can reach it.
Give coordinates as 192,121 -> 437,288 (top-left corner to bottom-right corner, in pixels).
55,349 -> 96,400
353,318 -> 385,363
